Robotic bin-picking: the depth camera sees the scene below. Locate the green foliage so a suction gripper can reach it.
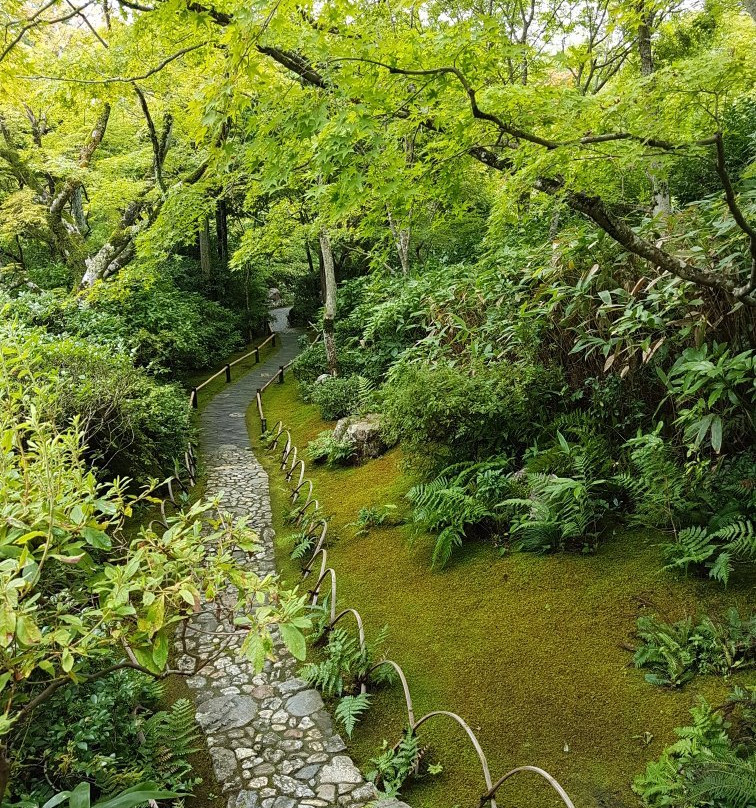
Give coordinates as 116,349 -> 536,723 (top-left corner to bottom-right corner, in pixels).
634,693 -> 756,808
306,375 -> 372,421
633,610 -> 756,688
408,459 -> 514,568
658,343 -> 755,455
367,730 -> 421,798
351,504 -> 400,536
383,360 -> 563,472
301,626 -> 388,698
615,429 -> 694,531
334,693 -> 372,738
42,782 -> 180,808
503,429 -> 614,553
663,520 -> 756,585
307,430 -> 356,467
13,670 -> 199,801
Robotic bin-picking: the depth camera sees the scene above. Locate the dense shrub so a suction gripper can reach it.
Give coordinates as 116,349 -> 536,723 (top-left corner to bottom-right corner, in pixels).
292,339 -> 363,383
4,276 -> 244,377
382,360 -> 564,471
3,323 -> 189,482
306,374 -> 370,421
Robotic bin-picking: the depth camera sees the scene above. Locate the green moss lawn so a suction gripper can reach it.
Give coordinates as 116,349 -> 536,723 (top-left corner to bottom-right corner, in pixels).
249,379 -> 755,808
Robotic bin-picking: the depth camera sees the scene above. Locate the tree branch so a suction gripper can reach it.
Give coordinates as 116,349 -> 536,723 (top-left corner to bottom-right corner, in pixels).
714,131 -> 756,300
20,44 -> 203,83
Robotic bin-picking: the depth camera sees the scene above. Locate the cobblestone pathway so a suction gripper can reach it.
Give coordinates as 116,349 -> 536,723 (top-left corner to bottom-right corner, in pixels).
179,324 -> 380,808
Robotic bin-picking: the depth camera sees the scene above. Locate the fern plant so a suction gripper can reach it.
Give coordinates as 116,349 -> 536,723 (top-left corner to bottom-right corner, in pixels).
140,698 -> 201,792
301,626 -> 390,698
334,693 -> 372,738
633,610 -> 756,687
634,694 -> 756,808
502,431 -> 611,553
663,519 -> 756,585
407,458 -> 515,567
367,729 -> 421,798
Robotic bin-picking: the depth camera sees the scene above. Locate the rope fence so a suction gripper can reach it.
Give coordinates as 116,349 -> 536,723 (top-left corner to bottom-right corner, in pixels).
254,377 -> 578,808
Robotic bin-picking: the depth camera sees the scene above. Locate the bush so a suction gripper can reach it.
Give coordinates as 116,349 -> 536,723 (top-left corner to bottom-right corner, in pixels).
382,360 -> 564,471
4,323 -> 190,482
4,272 -> 244,378
307,430 -> 356,466
12,669 -> 200,801
292,340 -> 363,384
307,375 -> 370,421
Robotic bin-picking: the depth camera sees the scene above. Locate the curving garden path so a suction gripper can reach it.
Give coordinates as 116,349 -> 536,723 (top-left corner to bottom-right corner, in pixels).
177,316 -> 383,808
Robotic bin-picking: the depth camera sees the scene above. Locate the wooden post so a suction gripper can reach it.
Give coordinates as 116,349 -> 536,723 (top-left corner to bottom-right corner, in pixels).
191,388 -> 198,409
272,333 -> 277,347
225,364 -> 231,383
261,417 -> 268,434
278,365 -> 284,383
255,347 -> 260,363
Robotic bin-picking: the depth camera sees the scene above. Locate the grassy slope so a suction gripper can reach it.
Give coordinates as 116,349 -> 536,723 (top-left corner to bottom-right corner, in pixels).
250,379 -> 755,808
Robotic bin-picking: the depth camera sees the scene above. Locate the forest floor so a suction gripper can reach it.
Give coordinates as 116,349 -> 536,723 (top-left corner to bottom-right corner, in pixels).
250,378 -> 756,808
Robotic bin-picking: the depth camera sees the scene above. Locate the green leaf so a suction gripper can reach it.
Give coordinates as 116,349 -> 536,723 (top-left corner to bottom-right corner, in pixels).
710,416 -> 722,453
70,781 -> 91,808
279,623 -> 307,661
82,527 -> 111,550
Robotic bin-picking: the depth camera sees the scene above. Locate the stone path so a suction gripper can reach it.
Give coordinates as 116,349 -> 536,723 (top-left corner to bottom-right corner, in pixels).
179,323 -> 380,808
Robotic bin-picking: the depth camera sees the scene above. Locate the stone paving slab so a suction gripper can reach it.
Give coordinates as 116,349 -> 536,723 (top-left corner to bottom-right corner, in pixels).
179,326 -> 381,808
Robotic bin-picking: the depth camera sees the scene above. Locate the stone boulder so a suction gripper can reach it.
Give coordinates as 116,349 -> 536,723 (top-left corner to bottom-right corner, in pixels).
267,287 -> 282,306
314,373 -> 332,385
332,413 -> 390,461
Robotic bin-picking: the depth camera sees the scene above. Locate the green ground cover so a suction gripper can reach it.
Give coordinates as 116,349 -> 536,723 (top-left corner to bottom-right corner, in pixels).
250,378 -> 755,808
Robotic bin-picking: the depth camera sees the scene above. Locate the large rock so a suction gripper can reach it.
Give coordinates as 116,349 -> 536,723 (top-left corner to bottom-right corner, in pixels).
267,287 -> 282,306
332,413 -> 389,461
195,693 -> 257,732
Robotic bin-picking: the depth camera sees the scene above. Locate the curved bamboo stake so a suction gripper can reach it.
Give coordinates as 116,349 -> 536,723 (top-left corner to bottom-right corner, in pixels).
411,711 -> 497,808
480,766 -> 575,808
331,608 -> 366,648
302,521 -> 329,564
303,544 -> 328,581
369,660 -> 416,726
270,421 -> 284,449
295,498 -> 320,526
280,432 -> 292,468
310,567 -> 338,621
289,459 -> 306,488
291,478 -> 313,504
285,446 -> 298,477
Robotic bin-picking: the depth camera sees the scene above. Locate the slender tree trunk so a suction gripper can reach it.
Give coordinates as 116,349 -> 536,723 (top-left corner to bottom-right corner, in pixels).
318,228 -> 338,375
638,4 -> 670,216
387,207 -> 410,274
215,200 -> 228,269
743,0 -> 756,22
199,215 -> 212,282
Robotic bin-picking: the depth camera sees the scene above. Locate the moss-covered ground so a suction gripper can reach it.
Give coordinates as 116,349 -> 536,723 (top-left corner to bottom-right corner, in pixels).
250,378 -> 755,808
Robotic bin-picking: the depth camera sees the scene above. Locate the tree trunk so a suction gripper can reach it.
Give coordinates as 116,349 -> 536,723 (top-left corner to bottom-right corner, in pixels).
638,4 -> 671,216
215,200 -> 228,269
387,207 -> 410,274
743,0 -> 756,22
318,228 -> 338,375
199,215 -> 212,281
